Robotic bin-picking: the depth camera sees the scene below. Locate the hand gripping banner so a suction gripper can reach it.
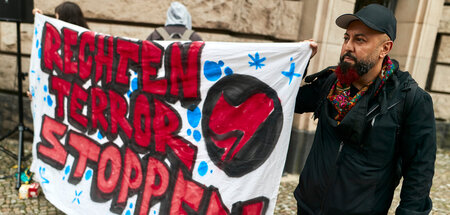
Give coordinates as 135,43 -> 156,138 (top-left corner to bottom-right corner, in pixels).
29,14 -> 311,215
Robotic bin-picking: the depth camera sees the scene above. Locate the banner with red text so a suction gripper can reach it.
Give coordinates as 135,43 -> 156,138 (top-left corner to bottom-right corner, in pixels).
29,14 -> 311,215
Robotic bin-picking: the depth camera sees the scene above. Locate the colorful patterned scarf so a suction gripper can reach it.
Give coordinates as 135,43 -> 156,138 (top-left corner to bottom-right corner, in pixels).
328,56 -> 394,122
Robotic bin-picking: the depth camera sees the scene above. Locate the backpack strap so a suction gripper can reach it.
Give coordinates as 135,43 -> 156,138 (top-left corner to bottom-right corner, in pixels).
401,76 -> 418,123
156,27 -> 194,41
313,71 -> 337,119
155,27 -> 171,40
180,29 -> 194,40
395,75 -> 418,174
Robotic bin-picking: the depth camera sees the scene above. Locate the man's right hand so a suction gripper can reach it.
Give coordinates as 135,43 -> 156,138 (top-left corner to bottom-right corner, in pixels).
32,8 -> 43,15
305,39 -> 318,59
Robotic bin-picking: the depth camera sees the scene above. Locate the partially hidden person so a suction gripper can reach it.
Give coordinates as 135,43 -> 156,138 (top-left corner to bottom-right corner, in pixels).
146,1 -> 202,41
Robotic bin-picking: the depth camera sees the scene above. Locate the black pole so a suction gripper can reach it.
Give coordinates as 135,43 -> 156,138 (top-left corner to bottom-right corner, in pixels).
16,21 -> 25,190
0,0 -> 34,191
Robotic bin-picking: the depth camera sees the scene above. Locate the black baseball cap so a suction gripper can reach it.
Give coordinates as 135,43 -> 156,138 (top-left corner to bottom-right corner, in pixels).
335,4 -> 397,41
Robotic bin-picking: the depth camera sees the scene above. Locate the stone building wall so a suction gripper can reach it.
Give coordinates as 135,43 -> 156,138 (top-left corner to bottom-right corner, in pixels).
0,0 -> 304,137
429,2 -> 450,122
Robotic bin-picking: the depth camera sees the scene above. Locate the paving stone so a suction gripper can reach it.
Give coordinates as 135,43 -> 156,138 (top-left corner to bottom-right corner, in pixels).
0,138 -> 449,214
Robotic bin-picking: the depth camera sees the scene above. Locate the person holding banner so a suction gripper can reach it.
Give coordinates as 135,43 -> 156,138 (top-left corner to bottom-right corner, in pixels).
32,1 -> 89,29
146,1 -> 202,41
295,4 -> 436,215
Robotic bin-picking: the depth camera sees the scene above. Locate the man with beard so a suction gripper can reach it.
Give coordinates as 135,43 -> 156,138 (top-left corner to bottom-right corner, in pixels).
294,4 -> 436,215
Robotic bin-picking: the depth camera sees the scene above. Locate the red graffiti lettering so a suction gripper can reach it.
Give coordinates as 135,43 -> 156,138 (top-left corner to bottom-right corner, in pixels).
132,94 -> 152,150
94,35 -> 114,85
141,40 -> 165,95
241,202 -> 264,215
49,76 -> 71,119
69,82 -> 89,131
137,157 -> 169,215
231,197 -> 269,215
116,148 -> 143,208
116,38 -> 139,86
78,31 -> 95,81
89,87 -> 109,134
170,170 -> 205,214
109,90 -> 133,139
97,144 -> 122,194
153,98 -> 196,170
42,22 -> 62,73
206,189 -> 230,215
167,42 -> 204,100
37,116 -> 68,169
66,131 -> 100,183
63,28 -> 78,75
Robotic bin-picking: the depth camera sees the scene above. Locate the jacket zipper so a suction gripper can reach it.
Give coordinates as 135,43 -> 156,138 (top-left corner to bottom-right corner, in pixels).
319,141 -> 344,214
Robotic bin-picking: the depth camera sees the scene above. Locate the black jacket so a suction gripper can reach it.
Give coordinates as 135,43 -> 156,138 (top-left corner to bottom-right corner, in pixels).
294,60 -> 436,215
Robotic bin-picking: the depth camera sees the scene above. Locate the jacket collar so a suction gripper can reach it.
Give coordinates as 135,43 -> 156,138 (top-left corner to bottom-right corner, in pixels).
327,59 -> 404,145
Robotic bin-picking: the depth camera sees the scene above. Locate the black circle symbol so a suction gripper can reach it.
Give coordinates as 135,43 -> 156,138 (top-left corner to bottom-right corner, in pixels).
202,74 -> 283,177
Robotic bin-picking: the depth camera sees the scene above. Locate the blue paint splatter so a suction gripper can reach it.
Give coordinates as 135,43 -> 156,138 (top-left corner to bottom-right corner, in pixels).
35,28 -> 37,35
43,97 -> 46,101
125,203 -> 133,214
31,89 -> 35,97
31,70 -> 35,74
43,85 -> 48,92
281,57 -> 301,84
154,211 -> 156,214
193,130 -> 201,142
187,129 -> 192,136
63,165 -> 70,180
47,95 -> 53,106
127,90 -> 132,97
85,169 -> 92,180
36,40 -> 39,48
65,166 -> 71,174
203,60 -> 224,81
248,52 -> 266,70
131,78 -> 138,91
198,161 -> 208,176
38,47 -> 42,59
210,169 -> 213,173
37,77 -> 41,82
187,107 -> 201,128
39,167 -> 49,184
72,190 -> 82,204
97,131 -> 103,139
224,67 -> 233,76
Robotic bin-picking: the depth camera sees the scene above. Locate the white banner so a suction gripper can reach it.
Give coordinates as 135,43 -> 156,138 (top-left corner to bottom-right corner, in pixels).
29,14 -> 311,215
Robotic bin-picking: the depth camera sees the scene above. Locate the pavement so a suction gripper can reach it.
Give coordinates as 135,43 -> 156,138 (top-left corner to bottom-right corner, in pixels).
0,138 -> 449,215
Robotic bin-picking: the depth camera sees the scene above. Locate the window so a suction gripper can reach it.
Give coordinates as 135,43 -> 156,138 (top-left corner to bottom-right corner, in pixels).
354,0 -> 397,13
426,33 -> 450,94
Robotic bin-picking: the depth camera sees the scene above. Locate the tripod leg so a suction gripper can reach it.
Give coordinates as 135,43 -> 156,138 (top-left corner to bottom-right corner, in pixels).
16,125 -> 24,190
15,21 -> 25,190
0,127 -> 19,160
25,127 -> 34,135
0,127 -> 19,142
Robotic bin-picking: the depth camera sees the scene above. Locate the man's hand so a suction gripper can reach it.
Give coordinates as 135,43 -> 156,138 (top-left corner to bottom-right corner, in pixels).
32,8 -> 43,15
304,39 -> 318,59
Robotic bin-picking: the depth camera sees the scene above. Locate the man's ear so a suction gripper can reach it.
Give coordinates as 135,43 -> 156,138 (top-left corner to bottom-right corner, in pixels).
380,40 -> 393,58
